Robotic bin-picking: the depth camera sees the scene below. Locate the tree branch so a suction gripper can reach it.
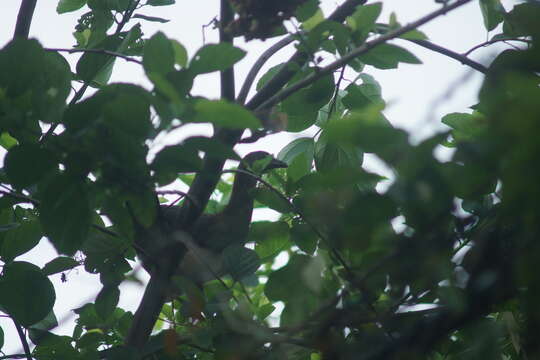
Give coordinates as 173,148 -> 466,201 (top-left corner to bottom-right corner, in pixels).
257,0 -> 474,112
12,318 -> 32,360
220,0 -> 235,102
44,48 -> 143,65
13,0 -> 37,39
245,0 -> 369,111
463,37 -> 531,57
408,39 -> 487,73
237,35 -> 295,104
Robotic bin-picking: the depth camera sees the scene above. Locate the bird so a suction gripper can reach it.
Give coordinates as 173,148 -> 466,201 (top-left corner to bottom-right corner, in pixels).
137,151 -> 287,289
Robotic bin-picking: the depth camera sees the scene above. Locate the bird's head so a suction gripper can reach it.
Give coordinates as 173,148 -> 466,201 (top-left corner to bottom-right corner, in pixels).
240,151 -> 287,174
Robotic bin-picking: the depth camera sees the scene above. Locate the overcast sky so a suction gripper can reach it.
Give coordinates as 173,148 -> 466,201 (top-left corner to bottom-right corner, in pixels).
0,0 -> 517,353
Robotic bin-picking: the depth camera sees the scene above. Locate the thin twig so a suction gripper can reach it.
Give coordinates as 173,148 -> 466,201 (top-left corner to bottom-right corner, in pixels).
0,190 -> 39,206
12,318 -> 32,360
408,39 -> 487,73
463,37 -> 531,57
44,48 -> 143,65
13,0 -> 37,39
256,0 -> 474,112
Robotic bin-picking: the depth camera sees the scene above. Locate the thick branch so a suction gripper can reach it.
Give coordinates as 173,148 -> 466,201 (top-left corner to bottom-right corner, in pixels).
220,0 -> 235,101
13,0 -> 37,39
257,0 -> 474,111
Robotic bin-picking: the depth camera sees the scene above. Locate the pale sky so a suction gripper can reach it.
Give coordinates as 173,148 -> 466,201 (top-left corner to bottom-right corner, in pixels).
0,0 -> 517,353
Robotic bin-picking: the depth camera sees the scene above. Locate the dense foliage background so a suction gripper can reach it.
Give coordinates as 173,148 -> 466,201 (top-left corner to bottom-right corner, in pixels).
1,0 -> 539,359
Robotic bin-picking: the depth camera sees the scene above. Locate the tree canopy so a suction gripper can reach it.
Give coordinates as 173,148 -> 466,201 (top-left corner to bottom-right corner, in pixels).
1,0 -> 540,359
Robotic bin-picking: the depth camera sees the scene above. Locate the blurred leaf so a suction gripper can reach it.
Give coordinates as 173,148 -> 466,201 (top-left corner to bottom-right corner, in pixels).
38,175 -> 92,256
143,31 -> 175,75
346,2 -> 382,39
222,245 -> 261,281
95,285 -> 120,320
0,262 -> 55,326
252,187 -> 292,213
480,0 -> 505,31
278,137 -> 314,182
57,0 -> 87,13
42,256 -> 80,276
4,144 -> 57,189
170,39 -> 188,68
189,43 -> 246,75
281,74 -> 334,132
1,218 -> 42,262
183,136 -> 240,161
151,144 -> 202,185
314,131 -> 364,172
147,0 -> 175,5
250,221 -> 290,260
359,43 -> 421,69
132,13 -> 169,23
290,219 -> 318,255
193,99 -> 261,129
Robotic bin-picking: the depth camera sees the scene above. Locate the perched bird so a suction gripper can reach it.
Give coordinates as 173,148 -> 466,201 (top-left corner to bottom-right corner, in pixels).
138,151 -> 287,287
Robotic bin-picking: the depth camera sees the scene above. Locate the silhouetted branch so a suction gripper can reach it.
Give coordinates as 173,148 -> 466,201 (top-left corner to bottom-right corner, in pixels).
14,0 -> 37,39
45,47 -> 143,65
409,39 -> 487,73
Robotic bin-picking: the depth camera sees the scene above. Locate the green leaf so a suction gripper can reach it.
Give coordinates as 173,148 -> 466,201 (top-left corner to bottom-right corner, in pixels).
441,112 -> 488,144
281,74 -> 334,132
290,220 -> 317,255
252,188 -> 292,213
143,31 -> 175,75
0,262 -> 55,326
1,218 -> 42,262
189,43 -> 246,75
151,144 -> 202,185
265,255 -> 312,302
95,285 -> 120,320
132,13 -> 170,23
296,0 -> 319,22
250,221 -> 290,260
193,99 -> 261,129
171,39 -> 188,68
147,0 -> 175,5
278,137 -> 314,182
347,3 -> 382,39
359,43 -> 422,69
4,144 -> 58,189
76,34 -> 121,84
0,132 -> 17,150
315,131 -> 364,172
257,303 -> 276,321
38,175 -> 92,256
57,0 -> 87,13
42,256 -> 80,276
222,245 -> 261,281
480,0 -> 505,32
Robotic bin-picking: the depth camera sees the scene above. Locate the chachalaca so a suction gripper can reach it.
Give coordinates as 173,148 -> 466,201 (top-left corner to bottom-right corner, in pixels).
138,151 -> 287,289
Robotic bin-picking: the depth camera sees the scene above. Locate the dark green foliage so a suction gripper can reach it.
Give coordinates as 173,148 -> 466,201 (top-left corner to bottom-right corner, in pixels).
0,1 -> 539,359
